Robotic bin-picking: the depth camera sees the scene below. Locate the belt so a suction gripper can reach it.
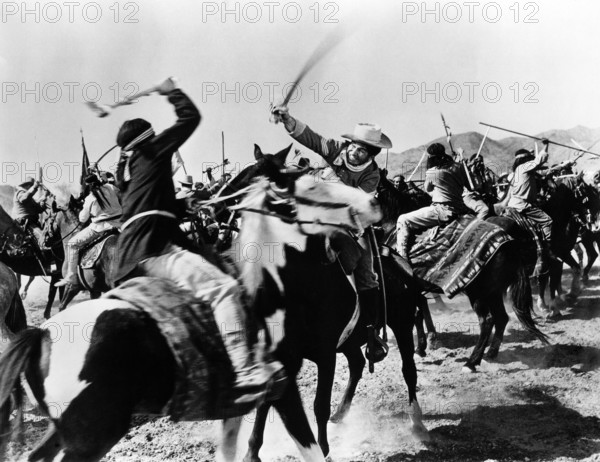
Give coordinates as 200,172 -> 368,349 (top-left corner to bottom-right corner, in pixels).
120,210 -> 177,231
93,214 -> 122,224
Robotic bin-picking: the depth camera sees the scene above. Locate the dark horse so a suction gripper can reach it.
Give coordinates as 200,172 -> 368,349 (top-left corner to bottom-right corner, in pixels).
213,146 -> 428,461
0,203 -> 65,316
375,175 -> 549,372
536,177 -> 590,317
42,196 -> 119,317
0,166 -> 383,462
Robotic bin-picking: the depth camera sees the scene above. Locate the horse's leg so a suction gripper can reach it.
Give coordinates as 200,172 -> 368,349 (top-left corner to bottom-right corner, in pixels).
484,294 -> 509,359
243,402 -> 271,462
414,307 -> 428,357
55,382 -> 134,462
273,381 -> 325,462
44,274 -> 60,319
581,235 -> 597,283
57,286 -> 79,315
419,295 -> 438,349
330,343 -> 365,423
536,270 -> 549,313
563,251 -> 582,300
20,276 -> 35,300
388,309 -> 429,439
313,353 -> 336,457
217,418 -> 242,462
464,294 -> 494,373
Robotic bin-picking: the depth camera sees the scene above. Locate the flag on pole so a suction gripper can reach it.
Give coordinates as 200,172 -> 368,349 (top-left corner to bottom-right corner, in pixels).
172,150 -> 187,176
80,129 -> 90,196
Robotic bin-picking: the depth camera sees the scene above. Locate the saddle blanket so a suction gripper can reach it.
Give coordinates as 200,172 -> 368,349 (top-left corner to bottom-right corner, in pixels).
410,215 -> 511,298
80,231 -> 118,269
104,277 -> 256,421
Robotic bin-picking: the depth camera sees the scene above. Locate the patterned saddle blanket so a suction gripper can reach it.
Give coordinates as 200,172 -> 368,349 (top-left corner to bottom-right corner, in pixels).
410,215 -> 512,297
80,230 -> 119,269
103,277 -> 256,421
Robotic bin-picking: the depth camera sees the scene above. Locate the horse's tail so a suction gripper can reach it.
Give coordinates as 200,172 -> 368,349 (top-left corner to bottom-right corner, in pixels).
0,328 -> 46,455
510,263 -> 550,345
6,291 -> 27,335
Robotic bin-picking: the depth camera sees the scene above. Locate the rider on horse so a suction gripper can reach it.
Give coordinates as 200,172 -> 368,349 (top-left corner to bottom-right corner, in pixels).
270,103 -> 392,361
55,173 -> 122,287
11,176 -> 51,249
396,143 -> 471,264
113,78 -> 283,405
504,140 -> 568,264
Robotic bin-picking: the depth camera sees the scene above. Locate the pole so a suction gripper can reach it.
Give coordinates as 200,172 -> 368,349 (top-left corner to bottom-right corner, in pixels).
480,122 -> 600,158
221,131 -> 225,169
475,126 -> 490,159
407,150 -> 428,182
440,113 -> 455,155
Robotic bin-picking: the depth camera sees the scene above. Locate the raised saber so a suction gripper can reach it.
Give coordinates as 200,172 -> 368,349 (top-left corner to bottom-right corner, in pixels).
480,122 -> 600,158
270,27 -> 347,123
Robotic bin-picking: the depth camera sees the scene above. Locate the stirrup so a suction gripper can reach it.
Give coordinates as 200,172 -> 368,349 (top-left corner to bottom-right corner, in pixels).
365,325 -> 389,372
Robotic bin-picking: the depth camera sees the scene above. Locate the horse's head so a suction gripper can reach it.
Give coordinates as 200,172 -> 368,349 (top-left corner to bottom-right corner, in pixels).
233,163 -> 382,304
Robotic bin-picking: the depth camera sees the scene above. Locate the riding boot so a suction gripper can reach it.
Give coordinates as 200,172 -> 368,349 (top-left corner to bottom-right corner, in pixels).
359,288 -> 388,364
213,284 -> 286,404
396,225 -> 413,266
54,245 -> 79,287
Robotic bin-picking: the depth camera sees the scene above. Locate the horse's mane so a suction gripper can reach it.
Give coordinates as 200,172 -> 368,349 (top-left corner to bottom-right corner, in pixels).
234,178 -> 305,301
377,174 -> 431,224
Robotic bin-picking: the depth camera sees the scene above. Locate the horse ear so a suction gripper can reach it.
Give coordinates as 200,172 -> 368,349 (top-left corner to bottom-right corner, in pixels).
254,144 -> 264,160
274,143 -> 293,164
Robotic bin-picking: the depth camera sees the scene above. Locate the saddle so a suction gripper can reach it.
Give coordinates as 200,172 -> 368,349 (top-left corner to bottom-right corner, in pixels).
79,229 -> 119,270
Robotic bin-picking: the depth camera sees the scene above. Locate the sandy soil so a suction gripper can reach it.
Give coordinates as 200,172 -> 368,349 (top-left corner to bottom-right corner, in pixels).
4,266 -> 600,462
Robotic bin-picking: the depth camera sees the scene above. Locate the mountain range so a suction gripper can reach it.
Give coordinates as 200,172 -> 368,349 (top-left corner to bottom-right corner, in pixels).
388,125 -> 600,181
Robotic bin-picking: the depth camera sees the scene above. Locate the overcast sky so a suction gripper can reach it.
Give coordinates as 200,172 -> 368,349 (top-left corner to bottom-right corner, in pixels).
1,0 -> 600,186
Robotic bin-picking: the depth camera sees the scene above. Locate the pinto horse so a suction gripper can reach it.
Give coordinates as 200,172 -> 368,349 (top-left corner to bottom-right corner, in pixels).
206,147 -> 428,460
376,176 -> 549,372
0,168 -> 382,462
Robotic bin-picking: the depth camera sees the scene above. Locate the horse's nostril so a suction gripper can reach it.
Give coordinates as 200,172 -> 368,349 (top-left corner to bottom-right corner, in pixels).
370,198 -> 379,208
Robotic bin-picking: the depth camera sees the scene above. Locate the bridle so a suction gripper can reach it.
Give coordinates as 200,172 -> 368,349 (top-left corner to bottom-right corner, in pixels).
231,182 -> 366,237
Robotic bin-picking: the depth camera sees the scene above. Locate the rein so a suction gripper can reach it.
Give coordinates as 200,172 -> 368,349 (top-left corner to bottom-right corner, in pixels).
232,182 -> 365,236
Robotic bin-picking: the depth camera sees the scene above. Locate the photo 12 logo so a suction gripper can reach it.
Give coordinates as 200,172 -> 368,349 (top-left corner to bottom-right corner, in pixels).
1,2 -> 140,23
401,81 -> 540,104
1,81 -> 143,104
201,1 -> 339,23
201,81 -> 340,104
401,2 -> 540,24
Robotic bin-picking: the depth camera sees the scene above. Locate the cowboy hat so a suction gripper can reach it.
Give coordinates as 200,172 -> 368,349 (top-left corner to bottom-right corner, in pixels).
19,176 -> 36,187
179,175 -> 194,187
341,123 -> 392,150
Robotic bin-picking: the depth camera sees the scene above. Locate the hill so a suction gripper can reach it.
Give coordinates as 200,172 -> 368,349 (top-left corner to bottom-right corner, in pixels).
387,126 -> 600,181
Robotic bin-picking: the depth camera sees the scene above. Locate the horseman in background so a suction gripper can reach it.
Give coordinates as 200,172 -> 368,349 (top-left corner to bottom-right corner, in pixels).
55,173 -> 122,287
270,102 -> 391,361
396,143 -> 471,265
12,176 -> 51,249
504,140 -> 570,265
114,77 -> 283,404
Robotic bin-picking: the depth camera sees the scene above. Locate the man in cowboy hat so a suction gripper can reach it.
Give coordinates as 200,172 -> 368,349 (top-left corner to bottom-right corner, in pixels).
176,174 -> 195,199
12,176 -> 50,247
270,104 -> 391,362
396,143 -> 471,264
114,78 -> 283,405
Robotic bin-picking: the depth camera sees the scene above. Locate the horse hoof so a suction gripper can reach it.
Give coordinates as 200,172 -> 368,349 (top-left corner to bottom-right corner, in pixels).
330,412 -> 346,424
485,350 -> 499,360
242,456 -> 261,462
545,312 -> 562,322
415,348 -> 427,358
462,365 -> 477,373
